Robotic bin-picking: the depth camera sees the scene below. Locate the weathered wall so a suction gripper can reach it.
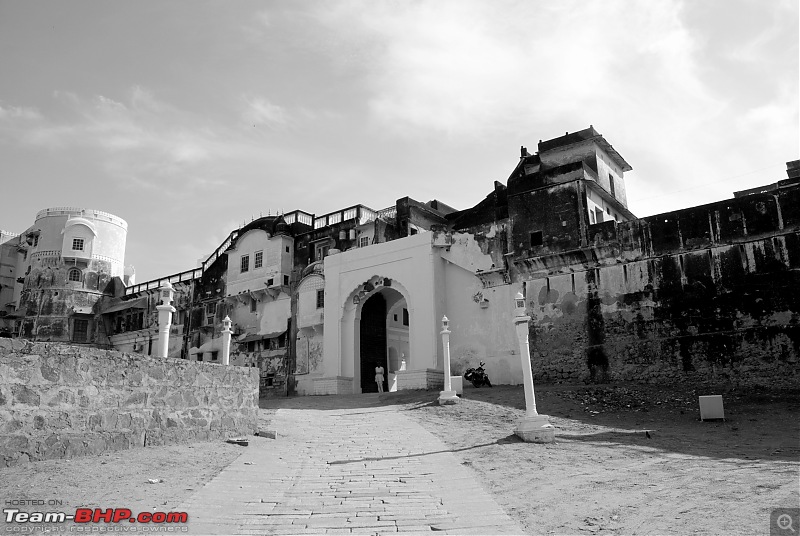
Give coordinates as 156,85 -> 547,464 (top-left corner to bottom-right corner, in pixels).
0,340 -> 259,467
516,188 -> 800,387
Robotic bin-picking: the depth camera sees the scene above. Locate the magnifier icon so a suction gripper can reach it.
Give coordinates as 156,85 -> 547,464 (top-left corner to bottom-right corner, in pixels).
778,513 -> 796,533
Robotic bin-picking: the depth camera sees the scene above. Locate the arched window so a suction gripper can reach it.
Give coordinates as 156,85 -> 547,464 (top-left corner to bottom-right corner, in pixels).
68,268 -> 82,282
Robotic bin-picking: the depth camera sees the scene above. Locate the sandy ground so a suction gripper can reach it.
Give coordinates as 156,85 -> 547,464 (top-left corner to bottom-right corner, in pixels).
389,382 -> 800,535
2,381 -> 797,535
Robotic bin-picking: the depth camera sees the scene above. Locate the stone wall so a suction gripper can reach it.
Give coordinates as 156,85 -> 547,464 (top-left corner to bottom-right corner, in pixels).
0,340 -> 259,467
518,187 -> 800,388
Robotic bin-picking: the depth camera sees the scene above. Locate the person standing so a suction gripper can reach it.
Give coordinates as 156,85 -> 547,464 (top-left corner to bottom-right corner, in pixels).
375,365 -> 385,393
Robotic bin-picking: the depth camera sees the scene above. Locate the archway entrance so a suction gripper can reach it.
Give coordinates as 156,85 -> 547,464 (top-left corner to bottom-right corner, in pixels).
360,293 -> 387,393
356,285 -> 409,393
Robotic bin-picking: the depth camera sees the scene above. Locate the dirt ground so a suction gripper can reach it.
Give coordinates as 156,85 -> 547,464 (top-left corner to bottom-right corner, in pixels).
387,382 -> 800,535
2,381 -> 798,535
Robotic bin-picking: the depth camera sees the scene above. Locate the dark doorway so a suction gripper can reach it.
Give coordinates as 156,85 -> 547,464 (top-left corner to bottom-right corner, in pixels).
360,293 -> 387,393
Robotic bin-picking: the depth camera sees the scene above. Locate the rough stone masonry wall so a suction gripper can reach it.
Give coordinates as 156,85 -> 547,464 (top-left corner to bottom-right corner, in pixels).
0,340 -> 259,467
519,188 -> 800,388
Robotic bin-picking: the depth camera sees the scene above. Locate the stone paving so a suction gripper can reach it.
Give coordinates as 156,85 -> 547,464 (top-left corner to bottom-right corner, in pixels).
180,394 -> 525,535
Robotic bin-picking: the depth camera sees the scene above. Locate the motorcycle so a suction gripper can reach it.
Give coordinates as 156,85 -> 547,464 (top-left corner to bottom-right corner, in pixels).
463,361 -> 492,388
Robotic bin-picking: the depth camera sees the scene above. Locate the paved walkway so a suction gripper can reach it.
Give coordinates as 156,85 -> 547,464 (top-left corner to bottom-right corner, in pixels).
180,395 -> 525,535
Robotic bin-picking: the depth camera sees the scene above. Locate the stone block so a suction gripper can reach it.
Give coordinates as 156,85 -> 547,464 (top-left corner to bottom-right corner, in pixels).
12,384 -> 40,406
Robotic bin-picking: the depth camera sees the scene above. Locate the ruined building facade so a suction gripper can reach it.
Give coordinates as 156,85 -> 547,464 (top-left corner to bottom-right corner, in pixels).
7,128 -> 799,395
0,208 -> 133,344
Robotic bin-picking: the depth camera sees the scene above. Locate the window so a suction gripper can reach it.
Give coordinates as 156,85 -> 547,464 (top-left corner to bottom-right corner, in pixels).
402,308 -> 409,326
589,211 -> 596,224
250,298 -> 257,313
196,354 -> 203,362
316,288 -> 324,309
72,319 -> 88,342
609,174 -> 616,198
33,235 -> 39,248
359,236 -> 369,248
247,341 -> 257,352
277,333 -> 286,348
210,351 -> 218,362
267,278 -> 274,286
205,302 -> 216,325
254,251 -> 263,269
410,228 -> 418,235
606,207 -> 611,215
595,208 -> 604,223
283,275 -> 289,286
285,246 -> 290,253
72,238 -> 84,251
68,268 -> 81,282
240,254 -> 250,273
315,244 -> 329,260
530,231 -> 543,247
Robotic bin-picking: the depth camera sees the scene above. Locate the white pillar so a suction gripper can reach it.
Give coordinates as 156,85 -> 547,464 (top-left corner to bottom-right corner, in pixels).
221,315 -> 233,366
513,292 -> 554,442
438,315 -> 459,405
156,282 -> 176,359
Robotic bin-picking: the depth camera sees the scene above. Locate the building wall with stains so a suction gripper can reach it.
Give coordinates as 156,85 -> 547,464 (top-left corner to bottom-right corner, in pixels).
294,270 -> 325,395
0,231 -> 24,335
16,208 -> 128,345
512,184 -> 800,387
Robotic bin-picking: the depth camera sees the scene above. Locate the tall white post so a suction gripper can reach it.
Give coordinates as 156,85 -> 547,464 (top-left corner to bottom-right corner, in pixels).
513,292 -> 554,442
438,315 -> 459,405
221,315 -> 233,366
156,282 -> 176,359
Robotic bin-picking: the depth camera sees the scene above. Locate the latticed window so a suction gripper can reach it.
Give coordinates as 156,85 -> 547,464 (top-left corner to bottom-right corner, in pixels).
72,319 -> 88,342
254,250 -> 263,269
72,238 -> 84,251
240,254 -> 249,273
316,289 -> 324,309
68,268 -> 81,282
359,236 -> 369,248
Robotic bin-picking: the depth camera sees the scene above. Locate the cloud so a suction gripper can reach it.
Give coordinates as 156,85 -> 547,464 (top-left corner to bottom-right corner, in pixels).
0,87 -> 252,193
242,96 -> 290,128
0,104 -> 42,121
306,0 -> 718,139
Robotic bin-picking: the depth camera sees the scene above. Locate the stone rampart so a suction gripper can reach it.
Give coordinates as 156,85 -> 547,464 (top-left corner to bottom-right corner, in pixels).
0,340 -> 258,467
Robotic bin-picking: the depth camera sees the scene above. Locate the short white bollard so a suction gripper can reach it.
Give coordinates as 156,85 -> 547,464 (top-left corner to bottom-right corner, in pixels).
438,315 -> 459,405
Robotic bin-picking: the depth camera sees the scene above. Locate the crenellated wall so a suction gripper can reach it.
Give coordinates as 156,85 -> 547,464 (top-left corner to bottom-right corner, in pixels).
0,340 -> 258,467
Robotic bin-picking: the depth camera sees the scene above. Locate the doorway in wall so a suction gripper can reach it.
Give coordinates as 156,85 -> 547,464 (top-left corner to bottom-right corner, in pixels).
360,293 -> 387,393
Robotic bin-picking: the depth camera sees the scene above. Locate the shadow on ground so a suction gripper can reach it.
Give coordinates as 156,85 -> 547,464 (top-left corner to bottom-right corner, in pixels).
261,382 -> 800,463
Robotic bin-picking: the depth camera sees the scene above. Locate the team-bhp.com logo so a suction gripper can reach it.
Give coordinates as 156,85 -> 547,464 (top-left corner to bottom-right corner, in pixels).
4,507 -> 188,525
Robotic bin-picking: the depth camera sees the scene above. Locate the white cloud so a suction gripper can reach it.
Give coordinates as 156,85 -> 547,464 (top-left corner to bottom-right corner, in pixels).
0,104 -> 42,121
242,96 -> 290,128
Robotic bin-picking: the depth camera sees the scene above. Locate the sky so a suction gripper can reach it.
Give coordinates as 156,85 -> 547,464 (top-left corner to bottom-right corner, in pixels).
0,0 -> 798,283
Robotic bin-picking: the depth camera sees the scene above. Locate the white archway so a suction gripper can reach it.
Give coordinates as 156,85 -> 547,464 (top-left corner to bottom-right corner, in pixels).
341,276 -> 413,393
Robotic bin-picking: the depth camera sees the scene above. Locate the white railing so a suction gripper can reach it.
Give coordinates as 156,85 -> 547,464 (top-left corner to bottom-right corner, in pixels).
92,253 -> 121,264
376,206 -> 396,220
35,207 -> 127,228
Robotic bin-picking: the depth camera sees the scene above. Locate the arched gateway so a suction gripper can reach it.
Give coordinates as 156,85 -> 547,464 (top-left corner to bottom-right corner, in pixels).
347,277 -> 412,393
317,233 -> 445,396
